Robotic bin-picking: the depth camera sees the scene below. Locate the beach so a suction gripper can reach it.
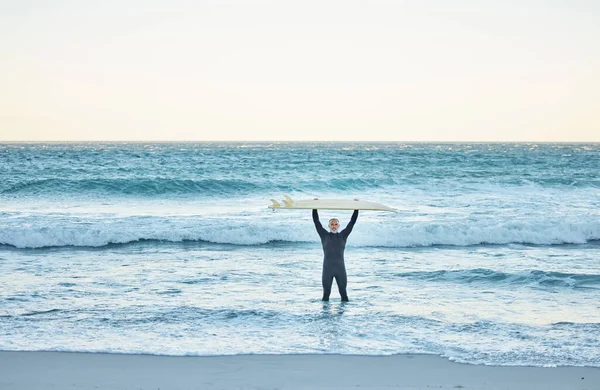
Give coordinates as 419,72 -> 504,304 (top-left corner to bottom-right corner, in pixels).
3,0 -> 600,386
1,351 -> 599,390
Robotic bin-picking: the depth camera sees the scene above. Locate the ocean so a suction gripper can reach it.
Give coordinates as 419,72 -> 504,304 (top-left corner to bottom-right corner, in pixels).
1,142 -> 599,367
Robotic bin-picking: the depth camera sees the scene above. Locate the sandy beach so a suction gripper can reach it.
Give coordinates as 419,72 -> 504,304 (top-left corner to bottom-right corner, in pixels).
1,351 -> 598,390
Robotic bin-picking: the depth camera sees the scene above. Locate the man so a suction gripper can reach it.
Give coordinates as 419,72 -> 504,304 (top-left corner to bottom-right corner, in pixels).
312,209 -> 359,302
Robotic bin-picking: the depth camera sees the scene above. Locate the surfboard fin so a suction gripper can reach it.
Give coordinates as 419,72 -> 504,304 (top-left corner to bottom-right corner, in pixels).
282,195 -> 293,208
269,199 -> 281,209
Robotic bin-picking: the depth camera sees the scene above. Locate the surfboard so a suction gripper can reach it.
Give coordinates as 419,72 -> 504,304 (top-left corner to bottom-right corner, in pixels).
269,195 -> 396,212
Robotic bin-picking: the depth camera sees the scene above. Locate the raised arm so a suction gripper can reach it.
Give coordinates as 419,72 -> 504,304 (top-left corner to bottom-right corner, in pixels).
341,210 -> 359,238
312,209 -> 327,238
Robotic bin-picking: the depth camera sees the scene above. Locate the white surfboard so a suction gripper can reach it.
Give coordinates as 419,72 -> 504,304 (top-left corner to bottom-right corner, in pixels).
269,195 -> 396,212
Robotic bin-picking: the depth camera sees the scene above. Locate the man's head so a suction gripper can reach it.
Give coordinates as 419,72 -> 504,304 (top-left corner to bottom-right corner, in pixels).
328,218 -> 340,233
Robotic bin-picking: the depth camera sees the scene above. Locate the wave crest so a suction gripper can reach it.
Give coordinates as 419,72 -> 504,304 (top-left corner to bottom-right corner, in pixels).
1,217 -> 600,249
394,269 -> 600,289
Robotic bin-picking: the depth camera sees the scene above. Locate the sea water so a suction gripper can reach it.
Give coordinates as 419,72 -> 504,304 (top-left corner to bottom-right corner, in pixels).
1,142 -> 599,367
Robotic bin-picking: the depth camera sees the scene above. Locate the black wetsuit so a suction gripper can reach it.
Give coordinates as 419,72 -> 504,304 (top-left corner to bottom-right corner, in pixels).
312,209 -> 359,301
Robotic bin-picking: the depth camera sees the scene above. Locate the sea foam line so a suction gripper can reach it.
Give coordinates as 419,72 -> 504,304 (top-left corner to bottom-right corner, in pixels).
1,218 -> 600,249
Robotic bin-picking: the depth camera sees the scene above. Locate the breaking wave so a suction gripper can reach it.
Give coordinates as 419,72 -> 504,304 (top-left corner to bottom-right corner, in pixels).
1,217 -> 599,249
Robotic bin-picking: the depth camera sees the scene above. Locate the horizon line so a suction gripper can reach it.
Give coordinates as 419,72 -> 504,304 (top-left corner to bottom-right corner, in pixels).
1,140 -> 600,144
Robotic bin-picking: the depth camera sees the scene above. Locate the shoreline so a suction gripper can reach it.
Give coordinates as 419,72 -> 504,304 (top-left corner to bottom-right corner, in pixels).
1,351 -> 598,390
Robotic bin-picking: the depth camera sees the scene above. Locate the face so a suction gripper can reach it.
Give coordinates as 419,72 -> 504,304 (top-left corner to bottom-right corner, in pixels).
328,219 -> 340,233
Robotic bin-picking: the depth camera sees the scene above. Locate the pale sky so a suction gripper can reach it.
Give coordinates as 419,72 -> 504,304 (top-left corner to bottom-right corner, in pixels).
1,0 -> 599,142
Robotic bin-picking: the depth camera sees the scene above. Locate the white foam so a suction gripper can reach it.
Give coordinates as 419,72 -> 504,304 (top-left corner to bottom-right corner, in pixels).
1,214 -> 599,249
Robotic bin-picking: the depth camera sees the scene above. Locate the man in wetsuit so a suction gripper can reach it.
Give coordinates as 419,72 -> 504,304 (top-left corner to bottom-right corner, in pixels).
312,209 -> 359,302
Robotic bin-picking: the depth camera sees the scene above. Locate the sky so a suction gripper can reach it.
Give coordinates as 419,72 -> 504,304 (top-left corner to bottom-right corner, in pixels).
1,0 -> 599,142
